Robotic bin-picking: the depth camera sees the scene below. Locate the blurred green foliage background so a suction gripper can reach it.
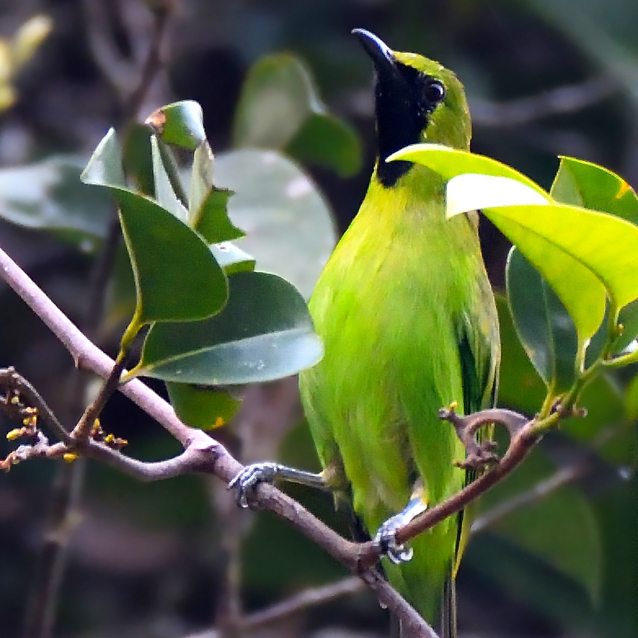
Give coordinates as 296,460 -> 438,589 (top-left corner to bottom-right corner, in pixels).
0,1 -> 637,637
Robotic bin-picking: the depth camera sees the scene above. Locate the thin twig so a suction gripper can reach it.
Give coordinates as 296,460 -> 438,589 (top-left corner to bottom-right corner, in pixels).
125,4 -> 171,119
81,0 -> 138,98
0,368 -> 73,445
0,244 -> 196,447
71,350 -> 129,440
184,576 -> 365,638
471,75 -> 618,127
470,461 -> 588,535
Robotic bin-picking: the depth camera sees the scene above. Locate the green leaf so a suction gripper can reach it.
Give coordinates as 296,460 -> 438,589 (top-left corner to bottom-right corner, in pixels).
233,54 -> 317,149
0,155 -> 112,249
189,142 -> 243,243
485,203 -> 638,336
211,242 -> 255,275
286,112 -> 362,177
82,128 -> 228,326
552,156 -> 638,354
506,248 -> 579,391
495,295 -> 546,415
122,122 -> 154,196
117,194 -> 227,325
145,100 -> 206,151
475,445 -> 603,604
132,271 -> 323,385
166,382 -> 241,430
233,53 -> 362,176
394,144 -> 638,340
81,128 -> 127,188
214,149 -> 336,297
150,136 -> 189,222
551,156 -> 638,225
388,143 -> 550,201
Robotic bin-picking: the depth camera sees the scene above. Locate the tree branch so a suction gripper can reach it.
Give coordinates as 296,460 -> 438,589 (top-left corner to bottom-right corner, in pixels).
471,75 -> 618,127
354,408 -> 547,570
0,242 -> 549,636
184,576 -> 365,638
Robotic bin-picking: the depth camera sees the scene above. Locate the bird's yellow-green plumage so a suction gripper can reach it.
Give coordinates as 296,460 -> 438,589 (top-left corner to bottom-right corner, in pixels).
299,30 -> 500,634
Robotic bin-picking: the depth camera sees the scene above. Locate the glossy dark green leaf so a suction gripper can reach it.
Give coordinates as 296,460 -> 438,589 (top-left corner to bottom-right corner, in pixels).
495,295 -> 546,415
232,53 -> 362,176
145,100 -> 205,151
122,122 -> 154,196
132,271 -> 323,384
0,155 -> 113,250
150,136 -> 188,222
166,382 -> 241,430
117,192 -> 227,325
475,445 -> 603,604
215,149 -> 336,297
185,138 -> 241,244
286,112 -> 362,177
188,141 -> 243,243
506,247 -> 579,391
81,128 -> 227,326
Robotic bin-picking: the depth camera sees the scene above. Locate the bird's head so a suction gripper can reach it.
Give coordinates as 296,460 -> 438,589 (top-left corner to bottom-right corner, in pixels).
353,29 -> 471,187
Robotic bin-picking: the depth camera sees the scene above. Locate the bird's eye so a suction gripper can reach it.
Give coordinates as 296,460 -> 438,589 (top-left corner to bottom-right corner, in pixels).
424,80 -> 446,105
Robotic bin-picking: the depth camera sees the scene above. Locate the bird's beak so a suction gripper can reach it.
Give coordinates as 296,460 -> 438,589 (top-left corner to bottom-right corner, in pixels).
352,29 -> 396,74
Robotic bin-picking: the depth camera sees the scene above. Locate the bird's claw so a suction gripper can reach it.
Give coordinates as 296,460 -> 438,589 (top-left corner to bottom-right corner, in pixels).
228,462 -> 281,508
374,515 -> 414,565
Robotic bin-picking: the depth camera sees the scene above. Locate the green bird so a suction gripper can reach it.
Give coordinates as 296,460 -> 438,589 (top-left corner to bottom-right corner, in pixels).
232,29 -> 500,637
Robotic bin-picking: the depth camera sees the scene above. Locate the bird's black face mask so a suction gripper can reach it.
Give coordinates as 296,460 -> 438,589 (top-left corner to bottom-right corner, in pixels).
353,29 -> 446,187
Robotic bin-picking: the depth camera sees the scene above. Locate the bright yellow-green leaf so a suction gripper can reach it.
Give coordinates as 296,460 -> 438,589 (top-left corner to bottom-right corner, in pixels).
388,143 -> 549,197
391,144 -> 638,341
487,203 -> 638,329
490,204 -> 606,341
446,173 -> 550,217
552,156 -> 638,225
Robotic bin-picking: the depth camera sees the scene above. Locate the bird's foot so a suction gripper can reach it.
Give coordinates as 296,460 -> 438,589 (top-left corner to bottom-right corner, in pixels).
456,439 -> 499,471
439,403 -> 500,472
373,498 -> 427,564
228,462 -> 282,508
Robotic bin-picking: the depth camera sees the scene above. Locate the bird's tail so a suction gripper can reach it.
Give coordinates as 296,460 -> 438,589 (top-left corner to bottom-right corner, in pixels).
440,573 -> 457,638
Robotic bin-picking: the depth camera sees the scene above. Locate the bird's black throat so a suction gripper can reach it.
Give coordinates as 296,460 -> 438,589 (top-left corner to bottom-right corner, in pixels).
374,61 -> 435,188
